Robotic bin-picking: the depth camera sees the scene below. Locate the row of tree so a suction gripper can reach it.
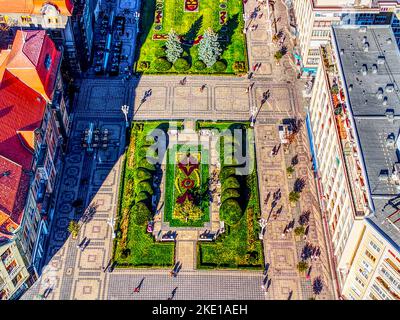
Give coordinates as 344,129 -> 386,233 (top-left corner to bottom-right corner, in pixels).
166,28 -> 222,68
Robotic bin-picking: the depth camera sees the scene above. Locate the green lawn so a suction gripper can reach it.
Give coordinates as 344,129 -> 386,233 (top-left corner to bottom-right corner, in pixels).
196,121 -> 263,269
164,144 -> 210,227
136,0 -> 247,74
113,121 -> 175,267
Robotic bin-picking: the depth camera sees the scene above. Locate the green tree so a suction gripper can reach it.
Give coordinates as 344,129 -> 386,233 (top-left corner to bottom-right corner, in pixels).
289,191 -> 300,204
297,261 -> 309,273
220,199 -> 243,226
274,50 -> 283,60
174,57 -> 190,71
221,188 -> 241,203
286,166 -> 295,175
68,220 -> 80,238
222,176 -> 241,191
174,199 -> 203,222
165,29 -> 183,63
294,225 -> 305,236
134,201 -> 151,225
198,28 -> 222,68
153,57 -> 172,71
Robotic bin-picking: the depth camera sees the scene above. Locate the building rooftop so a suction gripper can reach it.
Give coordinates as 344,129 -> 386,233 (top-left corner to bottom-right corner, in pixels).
332,25 -> 400,248
0,30 -> 60,237
0,0 -> 74,16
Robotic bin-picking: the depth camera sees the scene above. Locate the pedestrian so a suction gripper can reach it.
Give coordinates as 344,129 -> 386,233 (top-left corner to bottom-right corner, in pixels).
169,270 -> 175,277
245,87 -> 249,93
253,64 -> 257,72
200,84 -> 206,92
259,13 -> 263,19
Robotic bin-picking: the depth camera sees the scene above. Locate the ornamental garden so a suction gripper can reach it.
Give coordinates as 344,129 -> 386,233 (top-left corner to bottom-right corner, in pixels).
136,0 -> 247,74
113,121 -> 263,269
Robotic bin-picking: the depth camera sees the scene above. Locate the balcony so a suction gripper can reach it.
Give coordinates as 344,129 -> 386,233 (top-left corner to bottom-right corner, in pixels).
320,44 -> 370,218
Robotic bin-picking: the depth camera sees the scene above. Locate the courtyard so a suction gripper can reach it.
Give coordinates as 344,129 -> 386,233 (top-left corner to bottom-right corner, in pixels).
136,0 -> 247,74
113,120 -> 263,270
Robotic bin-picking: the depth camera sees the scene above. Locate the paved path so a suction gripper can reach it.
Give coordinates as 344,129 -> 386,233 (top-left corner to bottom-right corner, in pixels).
21,0 -> 336,300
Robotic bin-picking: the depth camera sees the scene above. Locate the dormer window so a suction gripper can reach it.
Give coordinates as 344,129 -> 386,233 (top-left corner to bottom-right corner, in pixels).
44,54 -> 52,70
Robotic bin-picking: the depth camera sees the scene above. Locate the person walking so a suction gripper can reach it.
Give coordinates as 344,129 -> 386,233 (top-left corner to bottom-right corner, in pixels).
134,277 -> 145,293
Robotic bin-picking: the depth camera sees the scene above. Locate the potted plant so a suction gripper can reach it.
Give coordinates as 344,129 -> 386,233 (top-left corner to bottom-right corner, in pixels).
68,220 -> 80,239
286,166 -> 295,178
297,261 -> 309,274
294,225 -> 305,240
274,50 -> 283,65
289,191 -> 300,207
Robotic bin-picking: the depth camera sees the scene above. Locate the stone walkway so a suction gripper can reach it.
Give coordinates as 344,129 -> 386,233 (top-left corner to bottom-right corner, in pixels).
20,0 -> 337,300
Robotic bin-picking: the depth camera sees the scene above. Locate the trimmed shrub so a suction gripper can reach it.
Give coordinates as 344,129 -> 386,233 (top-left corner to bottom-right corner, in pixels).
137,158 -> 156,172
221,188 -> 241,203
135,168 -> 152,182
222,176 -> 240,191
220,166 -> 237,181
213,60 -> 227,72
220,199 -> 243,226
134,201 -> 151,225
135,191 -> 151,203
138,61 -> 150,70
194,60 -> 206,70
154,46 -> 166,58
136,180 -> 154,195
174,57 -> 191,71
233,61 -> 246,73
153,57 -> 172,71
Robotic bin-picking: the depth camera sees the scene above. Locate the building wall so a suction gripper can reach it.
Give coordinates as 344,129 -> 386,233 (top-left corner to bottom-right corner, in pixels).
0,242 -> 30,300
342,221 -> 400,300
308,52 -> 367,291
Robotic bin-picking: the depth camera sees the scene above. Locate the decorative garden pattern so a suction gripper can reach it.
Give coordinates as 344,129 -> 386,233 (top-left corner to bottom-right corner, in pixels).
164,145 -> 210,227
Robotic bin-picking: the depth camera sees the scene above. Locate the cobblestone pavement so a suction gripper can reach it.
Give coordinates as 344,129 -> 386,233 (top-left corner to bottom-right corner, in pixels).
21,0 -> 336,300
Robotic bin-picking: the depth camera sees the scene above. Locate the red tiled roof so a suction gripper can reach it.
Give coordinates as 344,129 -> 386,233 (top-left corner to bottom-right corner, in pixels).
0,70 -> 45,169
6,30 -> 62,101
0,29 -> 60,233
0,0 -> 74,15
0,156 -> 30,233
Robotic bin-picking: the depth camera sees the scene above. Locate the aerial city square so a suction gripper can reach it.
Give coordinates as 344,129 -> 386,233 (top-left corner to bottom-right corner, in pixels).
0,0 -> 400,303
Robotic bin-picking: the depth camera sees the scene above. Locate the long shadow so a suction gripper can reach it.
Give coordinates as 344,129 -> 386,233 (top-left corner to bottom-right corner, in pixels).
32,0 -> 157,291
182,15 -> 204,54
218,13 -> 240,55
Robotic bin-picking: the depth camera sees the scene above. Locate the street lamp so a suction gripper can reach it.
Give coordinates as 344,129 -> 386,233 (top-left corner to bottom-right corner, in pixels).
121,104 -> 129,128
107,216 -> 115,239
133,11 -> 140,34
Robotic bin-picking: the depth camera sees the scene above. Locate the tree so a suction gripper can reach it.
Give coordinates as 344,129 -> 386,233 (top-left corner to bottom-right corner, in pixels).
174,198 -> 203,222
297,261 -> 309,273
294,225 -> 305,236
174,57 -> 190,71
165,29 -> 183,63
68,220 -> 80,239
286,166 -> 294,176
289,191 -> 300,204
134,201 -> 151,225
220,199 -> 243,226
274,50 -> 283,61
198,28 -> 222,68
153,57 -> 172,71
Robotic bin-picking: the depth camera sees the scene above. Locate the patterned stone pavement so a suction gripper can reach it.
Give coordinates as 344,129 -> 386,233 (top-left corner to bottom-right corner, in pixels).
21,0 -> 336,300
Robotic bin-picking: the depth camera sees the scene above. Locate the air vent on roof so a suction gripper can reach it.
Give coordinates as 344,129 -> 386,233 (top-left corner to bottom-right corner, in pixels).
379,169 -> 389,181
386,133 -> 396,148
376,88 -> 384,99
378,56 -> 386,64
362,65 -> 367,75
386,84 -> 395,92
359,26 -> 367,33
340,49 -> 344,55
372,64 -> 378,74
363,43 -> 369,52
362,36 -> 367,44
385,109 -> 395,122
383,96 -> 388,105
391,163 -> 400,185
349,84 -> 353,91
387,38 -> 392,44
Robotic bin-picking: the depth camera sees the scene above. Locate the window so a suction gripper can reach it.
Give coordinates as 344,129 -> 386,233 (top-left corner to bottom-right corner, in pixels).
355,276 -> 365,287
21,16 -> 32,24
365,250 -> 376,263
44,54 -> 52,70
369,240 -> 381,253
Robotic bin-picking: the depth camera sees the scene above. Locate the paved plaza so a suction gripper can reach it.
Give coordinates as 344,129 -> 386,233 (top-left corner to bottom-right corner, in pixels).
21,0 -> 336,300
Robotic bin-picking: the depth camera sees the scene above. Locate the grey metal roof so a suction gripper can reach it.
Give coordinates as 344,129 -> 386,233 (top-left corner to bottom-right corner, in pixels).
332,25 -> 400,247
